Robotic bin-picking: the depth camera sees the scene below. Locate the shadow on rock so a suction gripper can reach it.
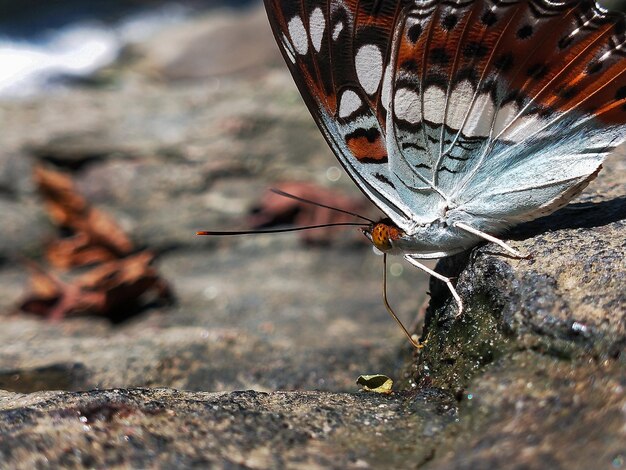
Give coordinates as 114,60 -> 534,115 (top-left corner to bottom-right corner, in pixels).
510,197 -> 626,239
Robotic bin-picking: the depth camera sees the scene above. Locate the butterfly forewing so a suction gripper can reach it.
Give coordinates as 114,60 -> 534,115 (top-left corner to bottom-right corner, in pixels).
264,0 -> 420,229
449,1 -> 626,227
265,0 -> 626,234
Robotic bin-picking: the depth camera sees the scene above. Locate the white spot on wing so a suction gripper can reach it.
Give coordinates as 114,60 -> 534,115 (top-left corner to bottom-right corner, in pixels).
339,89 -> 363,118
288,16 -> 308,55
493,102 -> 518,135
446,81 -> 474,131
394,88 -> 422,124
355,44 -> 383,95
381,64 -> 392,110
423,86 -> 446,124
332,22 -> 344,41
500,114 -> 544,142
462,93 -> 495,137
309,8 -> 325,53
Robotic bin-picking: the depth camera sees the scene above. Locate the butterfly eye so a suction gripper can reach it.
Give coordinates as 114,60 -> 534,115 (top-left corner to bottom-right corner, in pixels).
368,224 -> 389,251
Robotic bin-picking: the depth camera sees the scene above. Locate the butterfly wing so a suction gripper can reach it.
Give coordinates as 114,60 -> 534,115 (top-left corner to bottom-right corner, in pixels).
385,0 -> 626,230
263,0 -> 421,230
455,0 -> 626,228
266,0 -> 626,235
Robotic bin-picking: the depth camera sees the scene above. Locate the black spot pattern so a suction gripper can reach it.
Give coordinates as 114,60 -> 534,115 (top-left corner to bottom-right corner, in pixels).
504,89 -> 526,108
374,173 -> 396,189
481,10 -> 497,26
401,59 -> 419,72
463,41 -> 488,59
402,143 -> 427,152
359,0 -> 387,15
614,17 -> 625,36
454,67 -> 478,85
438,166 -> 458,174
558,35 -> 574,50
517,24 -> 533,39
537,106 -> 555,119
407,23 -> 422,43
616,86 -> 626,101
557,86 -> 578,100
494,53 -> 514,72
527,63 -> 549,80
430,47 -> 451,65
586,61 -> 603,74
442,14 -> 458,31
346,127 -> 381,142
480,79 -> 498,97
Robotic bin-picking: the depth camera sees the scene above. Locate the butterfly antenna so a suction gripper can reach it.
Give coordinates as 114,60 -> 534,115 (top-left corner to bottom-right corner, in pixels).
197,222 -> 367,236
382,254 -> 422,349
270,188 -> 375,223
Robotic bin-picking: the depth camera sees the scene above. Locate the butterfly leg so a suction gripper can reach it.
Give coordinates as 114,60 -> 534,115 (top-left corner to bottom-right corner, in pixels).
383,254 -> 423,349
404,254 -> 464,316
453,222 -> 526,258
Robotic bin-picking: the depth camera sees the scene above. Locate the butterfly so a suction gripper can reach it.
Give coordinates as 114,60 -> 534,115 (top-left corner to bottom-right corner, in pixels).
259,0 -> 626,343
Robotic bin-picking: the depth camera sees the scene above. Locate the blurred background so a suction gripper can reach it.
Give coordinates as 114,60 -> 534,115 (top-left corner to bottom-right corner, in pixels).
0,0 -> 258,97
0,0 -> 624,395
0,0 -> 428,394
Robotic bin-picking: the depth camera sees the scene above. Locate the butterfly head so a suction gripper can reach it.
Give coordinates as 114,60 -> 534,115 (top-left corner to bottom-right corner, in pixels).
362,219 -> 404,253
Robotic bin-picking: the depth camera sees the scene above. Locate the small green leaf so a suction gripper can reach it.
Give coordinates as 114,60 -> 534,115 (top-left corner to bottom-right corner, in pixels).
356,374 -> 393,394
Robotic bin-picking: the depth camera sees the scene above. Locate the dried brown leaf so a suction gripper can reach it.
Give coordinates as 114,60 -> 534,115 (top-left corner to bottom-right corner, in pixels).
81,208 -> 133,255
34,164 -> 133,268
46,233 -> 119,269
34,165 -> 88,221
19,252 -> 173,321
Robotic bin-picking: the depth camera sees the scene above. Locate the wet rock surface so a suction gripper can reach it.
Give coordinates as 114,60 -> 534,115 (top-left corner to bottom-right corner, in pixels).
0,3 -> 624,469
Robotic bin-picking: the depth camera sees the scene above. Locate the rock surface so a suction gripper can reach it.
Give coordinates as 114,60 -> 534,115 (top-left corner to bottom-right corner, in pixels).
406,150 -> 626,469
0,387 -> 458,468
0,3 -> 624,469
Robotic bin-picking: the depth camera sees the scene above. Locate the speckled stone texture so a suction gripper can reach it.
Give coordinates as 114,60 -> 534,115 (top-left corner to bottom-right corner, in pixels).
0,388 -> 457,468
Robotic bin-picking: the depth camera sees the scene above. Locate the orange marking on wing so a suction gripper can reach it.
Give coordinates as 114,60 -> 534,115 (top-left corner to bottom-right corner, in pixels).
397,37 -> 419,66
516,22 -> 618,110
538,60 -> 625,125
346,135 -> 388,163
323,90 -> 338,116
592,98 -> 626,125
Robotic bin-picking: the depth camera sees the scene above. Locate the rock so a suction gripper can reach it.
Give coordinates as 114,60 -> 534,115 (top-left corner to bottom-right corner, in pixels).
0,322 -> 401,394
429,353 -> 625,470
0,151 -> 34,196
402,151 -> 626,468
0,71 -> 336,252
413,151 -> 625,391
0,198 -> 52,263
27,132 -> 141,170
0,388 -> 456,468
